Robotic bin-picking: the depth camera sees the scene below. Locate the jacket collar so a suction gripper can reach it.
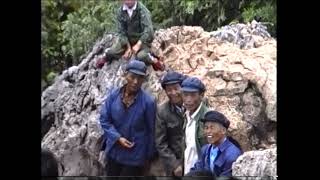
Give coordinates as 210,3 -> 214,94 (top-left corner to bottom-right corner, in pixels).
169,101 -> 185,116
215,137 -> 229,152
191,102 -> 206,121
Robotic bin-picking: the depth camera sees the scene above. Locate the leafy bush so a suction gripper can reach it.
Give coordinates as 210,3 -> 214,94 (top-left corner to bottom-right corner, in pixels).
241,0 -> 277,37
141,0 -> 242,31
41,0 -> 276,90
46,71 -> 58,84
62,0 -> 118,65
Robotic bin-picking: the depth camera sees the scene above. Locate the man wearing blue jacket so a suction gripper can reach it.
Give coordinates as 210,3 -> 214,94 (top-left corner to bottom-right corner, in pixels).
99,59 -> 156,177
188,111 -> 242,177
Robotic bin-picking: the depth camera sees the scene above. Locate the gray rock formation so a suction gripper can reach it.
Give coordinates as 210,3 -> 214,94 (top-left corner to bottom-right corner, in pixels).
232,147 -> 277,179
211,20 -> 272,49
42,21 -> 276,176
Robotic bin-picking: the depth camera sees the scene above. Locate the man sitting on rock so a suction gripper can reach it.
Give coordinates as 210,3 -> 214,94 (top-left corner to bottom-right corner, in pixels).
96,0 -> 165,71
99,60 -> 157,177
187,111 -> 242,177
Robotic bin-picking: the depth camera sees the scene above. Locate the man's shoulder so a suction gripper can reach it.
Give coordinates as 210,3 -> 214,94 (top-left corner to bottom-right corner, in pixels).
106,87 -> 121,99
116,5 -> 123,14
158,100 -> 170,113
224,140 -> 242,159
198,103 -> 210,118
141,89 -> 156,104
137,1 -> 151,14
202,103 -> 210,112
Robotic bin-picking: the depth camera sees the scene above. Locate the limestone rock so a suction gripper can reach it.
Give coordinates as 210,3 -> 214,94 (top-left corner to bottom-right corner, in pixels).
42,22 -> 276,175
232,148 -> 277,179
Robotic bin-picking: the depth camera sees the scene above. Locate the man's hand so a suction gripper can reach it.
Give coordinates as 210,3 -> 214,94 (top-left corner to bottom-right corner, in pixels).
117,137 -> 134,148
122,47 -> 132,60
132,40 -> 142,55
173,165 -> 183,177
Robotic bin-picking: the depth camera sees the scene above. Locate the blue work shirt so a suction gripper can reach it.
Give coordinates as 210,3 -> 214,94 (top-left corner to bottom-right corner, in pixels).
189,137 -> 242,177
99,86 -> 157,166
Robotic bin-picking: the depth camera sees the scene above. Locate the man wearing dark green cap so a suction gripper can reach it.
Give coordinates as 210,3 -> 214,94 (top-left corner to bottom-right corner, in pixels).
96,0 -> 165,71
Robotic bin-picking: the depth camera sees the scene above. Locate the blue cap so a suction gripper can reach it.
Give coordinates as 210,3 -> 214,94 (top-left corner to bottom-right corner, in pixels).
201,111 -> 230,129
181,77 -> 205,92
125,59 -> 147,76
160,71 -> 186,89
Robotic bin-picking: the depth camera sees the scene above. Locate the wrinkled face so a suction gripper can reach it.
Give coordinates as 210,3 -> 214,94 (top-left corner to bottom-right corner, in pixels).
164,83 -> 183,105
204,121 -> 226,145
123,0 -> 136,8
125,72 -> 144,93
182,91 -> 203,113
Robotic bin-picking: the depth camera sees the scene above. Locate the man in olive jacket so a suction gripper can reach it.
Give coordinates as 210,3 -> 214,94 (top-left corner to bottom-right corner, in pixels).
181,77 -> 210,175
96,0 -> 164,71
155,71 -> 187,177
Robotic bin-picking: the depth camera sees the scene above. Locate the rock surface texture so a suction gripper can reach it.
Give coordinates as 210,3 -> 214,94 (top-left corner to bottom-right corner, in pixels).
42,21 -> 276,177
232,147 -> 277,180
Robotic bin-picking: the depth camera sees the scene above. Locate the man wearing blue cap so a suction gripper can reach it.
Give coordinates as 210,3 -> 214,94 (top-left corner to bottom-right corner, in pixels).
188,110 -> 242,177
181,77 -> 210,175
99,60 -> 157,177
155,71 -> 187,177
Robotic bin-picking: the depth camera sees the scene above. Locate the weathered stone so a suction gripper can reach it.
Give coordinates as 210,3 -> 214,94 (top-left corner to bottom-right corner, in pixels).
42,22 -> 276,176
232,148 -> 277,179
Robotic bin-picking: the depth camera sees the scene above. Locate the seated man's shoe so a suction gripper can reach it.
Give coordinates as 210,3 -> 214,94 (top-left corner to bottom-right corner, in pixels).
96,56 -> 108,69
152,60 -> 165,71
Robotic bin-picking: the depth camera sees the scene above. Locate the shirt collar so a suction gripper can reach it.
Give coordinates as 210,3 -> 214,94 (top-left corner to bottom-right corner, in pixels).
169,102 -> 185,115
120,84 -> 140,100
122,1 -> 137,11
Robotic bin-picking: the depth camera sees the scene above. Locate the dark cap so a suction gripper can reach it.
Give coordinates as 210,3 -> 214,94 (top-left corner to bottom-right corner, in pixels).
181,77 -> 206,92
160,71 -> 186,89
201,110 -> 230,129
125,59 -> 147,76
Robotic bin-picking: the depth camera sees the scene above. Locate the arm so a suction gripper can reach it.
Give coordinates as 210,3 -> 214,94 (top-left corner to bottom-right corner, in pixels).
116,9 -> 129,45
99,91 -> 121,150
155,108 -> 181,173
139,8 -> 154,45
189,145 -> 208,172
145,97 -> 157,159
219,150 -> 242,176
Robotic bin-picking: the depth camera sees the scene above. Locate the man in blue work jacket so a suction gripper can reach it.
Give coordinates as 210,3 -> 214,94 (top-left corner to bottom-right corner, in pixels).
99,59 -> 156,177
187,111 -> 242,177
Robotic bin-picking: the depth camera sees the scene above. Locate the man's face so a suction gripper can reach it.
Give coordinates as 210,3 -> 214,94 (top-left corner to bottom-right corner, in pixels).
164,83 -> 182,105
182,91 -> 203,112
123,0 -> 136,8
125,72 -> 145,93
204,121 -> 226,145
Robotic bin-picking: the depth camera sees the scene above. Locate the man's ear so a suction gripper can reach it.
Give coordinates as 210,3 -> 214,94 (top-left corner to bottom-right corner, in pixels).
200,91 -> 205,98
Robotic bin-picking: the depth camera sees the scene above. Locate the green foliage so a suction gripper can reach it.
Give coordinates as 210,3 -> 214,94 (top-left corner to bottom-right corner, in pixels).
241,0 -> 277,37
41,0 -> 276,90
141,0 -> 242,31
46,71 -> 58,84
61,0 -> 118,64
41,0 -> 81,81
